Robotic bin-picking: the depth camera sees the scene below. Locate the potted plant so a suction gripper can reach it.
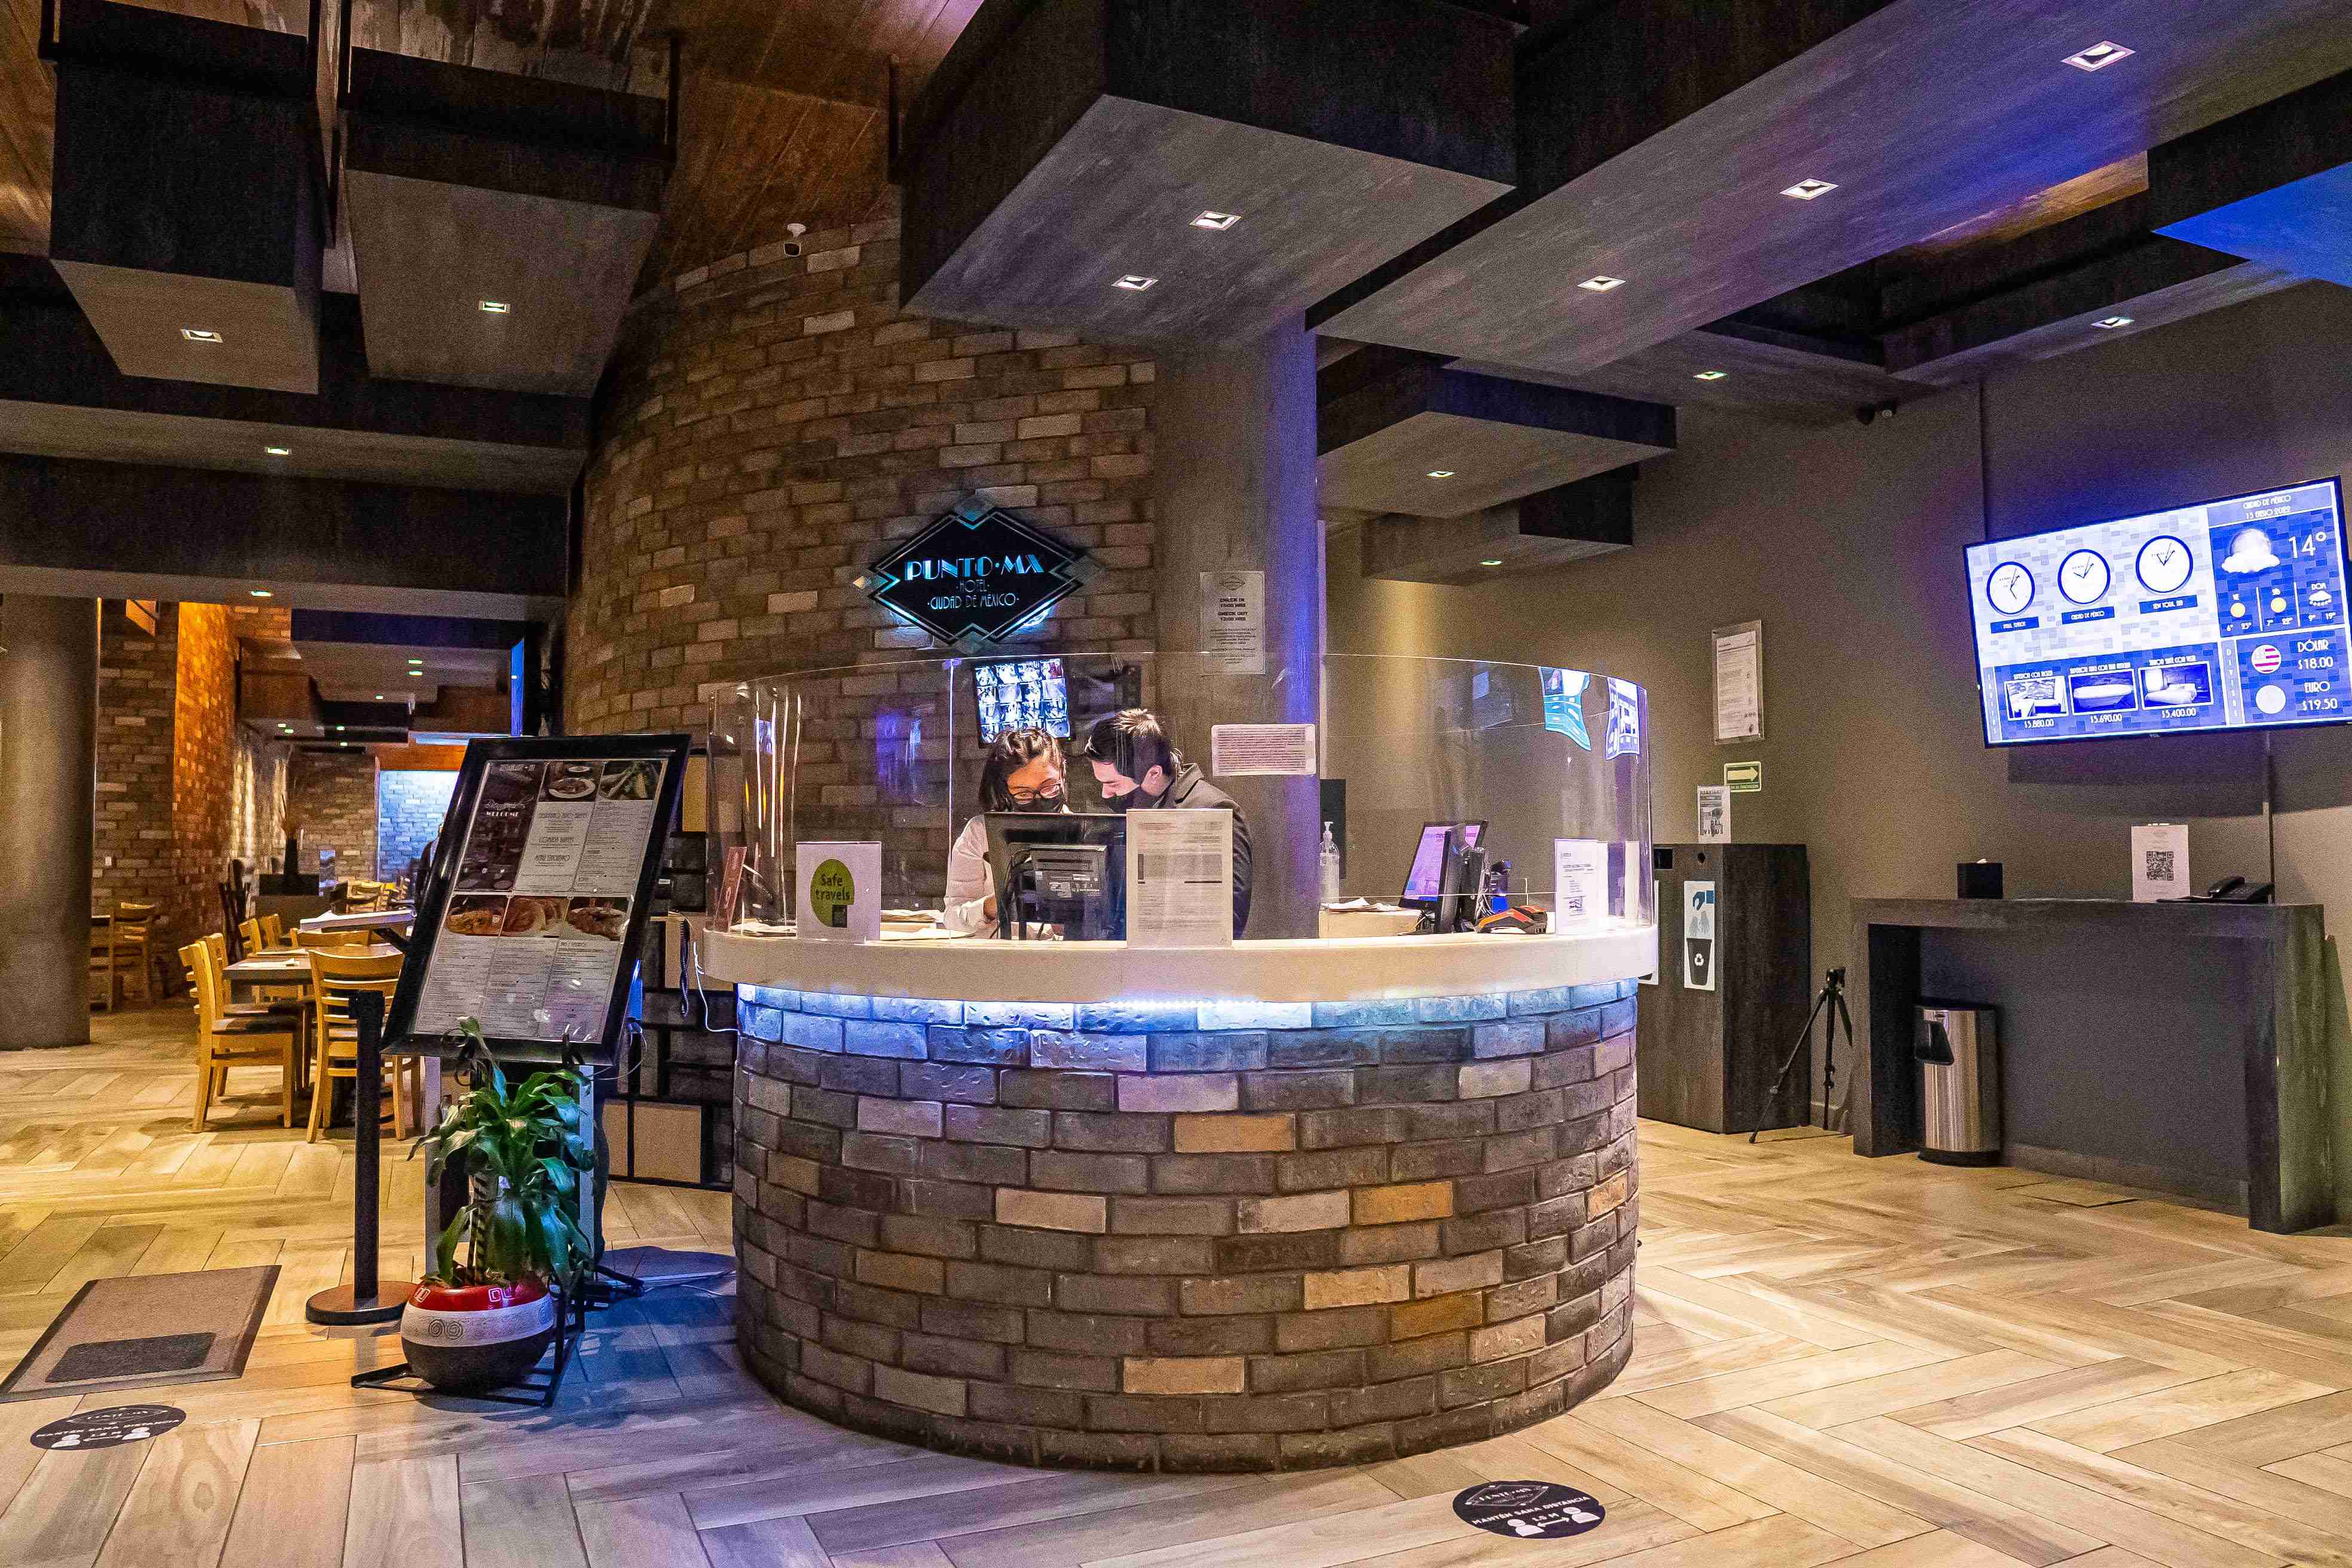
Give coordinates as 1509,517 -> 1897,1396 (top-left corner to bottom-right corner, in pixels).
400,1021 -> 598,1394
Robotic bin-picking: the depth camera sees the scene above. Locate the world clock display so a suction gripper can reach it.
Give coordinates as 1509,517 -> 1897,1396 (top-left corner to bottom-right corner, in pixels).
1965,479 -> 2349,745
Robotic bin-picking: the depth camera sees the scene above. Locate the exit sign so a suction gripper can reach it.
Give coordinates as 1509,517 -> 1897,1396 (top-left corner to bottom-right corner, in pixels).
1724,761 -> 1763,793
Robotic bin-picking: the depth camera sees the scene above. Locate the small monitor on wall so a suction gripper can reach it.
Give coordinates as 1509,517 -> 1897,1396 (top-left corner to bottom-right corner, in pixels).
1965,478 -> 2350,746
975,658 -> 1069,743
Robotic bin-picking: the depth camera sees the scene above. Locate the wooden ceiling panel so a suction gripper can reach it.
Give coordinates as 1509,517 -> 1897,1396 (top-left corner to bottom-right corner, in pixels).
1318,0 -> 2352,381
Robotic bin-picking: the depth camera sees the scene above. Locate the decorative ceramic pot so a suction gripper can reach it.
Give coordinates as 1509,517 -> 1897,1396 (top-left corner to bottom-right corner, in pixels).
399,1279 -> 555,1393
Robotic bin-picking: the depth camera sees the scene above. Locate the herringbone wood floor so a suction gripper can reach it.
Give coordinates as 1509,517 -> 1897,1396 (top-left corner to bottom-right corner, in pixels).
3,1006 -> 2351,1567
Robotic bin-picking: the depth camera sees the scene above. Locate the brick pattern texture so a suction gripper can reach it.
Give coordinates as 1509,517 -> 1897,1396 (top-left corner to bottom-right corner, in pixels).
732,981 -> 1639,1471
170,604 -> 253,944
94,611 -> 179,918
566,209 -> 1159,740
287,751 -> 377,883
376,768 -> 458,880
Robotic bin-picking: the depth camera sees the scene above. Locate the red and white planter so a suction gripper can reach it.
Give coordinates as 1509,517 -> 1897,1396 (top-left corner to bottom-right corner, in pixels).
400,1279 -> 556,1393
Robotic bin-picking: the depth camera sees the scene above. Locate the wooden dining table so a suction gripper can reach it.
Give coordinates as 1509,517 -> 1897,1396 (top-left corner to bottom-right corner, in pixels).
222,944 -> 402,995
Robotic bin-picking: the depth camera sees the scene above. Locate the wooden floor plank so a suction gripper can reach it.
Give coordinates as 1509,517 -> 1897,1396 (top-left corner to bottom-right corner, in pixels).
219,1434 -> 353,1568
90,1417 -> 258,1568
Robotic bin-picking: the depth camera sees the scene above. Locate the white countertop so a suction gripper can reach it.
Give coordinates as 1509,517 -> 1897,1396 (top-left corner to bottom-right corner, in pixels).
700,923 -> 1658,1005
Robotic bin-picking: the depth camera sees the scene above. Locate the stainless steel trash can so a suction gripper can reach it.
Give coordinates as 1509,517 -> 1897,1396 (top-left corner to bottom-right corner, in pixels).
1915,1003 -> 2000,1166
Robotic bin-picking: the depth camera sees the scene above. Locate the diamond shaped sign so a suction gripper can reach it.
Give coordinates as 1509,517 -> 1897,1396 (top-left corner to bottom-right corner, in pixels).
856,498 -> 1096,652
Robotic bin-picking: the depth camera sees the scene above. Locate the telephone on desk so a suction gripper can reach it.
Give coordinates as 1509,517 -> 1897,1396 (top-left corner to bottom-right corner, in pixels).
2172,875 -> 2276,905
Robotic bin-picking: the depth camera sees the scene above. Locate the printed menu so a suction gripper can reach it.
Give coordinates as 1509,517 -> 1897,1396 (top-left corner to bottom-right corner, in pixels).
410,756 -> 666,1043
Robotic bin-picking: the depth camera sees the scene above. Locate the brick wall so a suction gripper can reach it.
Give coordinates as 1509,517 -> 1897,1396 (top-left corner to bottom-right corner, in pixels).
287,750 -> 377,884
568,207 -> 1160,739
377,767 -> 458,879
94,608 -> 178,918
734,981 -> 1639,1471
169,604 -> 242,942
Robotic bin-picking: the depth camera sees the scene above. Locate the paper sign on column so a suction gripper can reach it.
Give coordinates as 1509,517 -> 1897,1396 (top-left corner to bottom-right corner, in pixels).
1126,810 -> 1234,949
1713,621 -> 1762,742
1552,838 -> 1608,926
2131,823 -> 2190,903
1202,570 -> 1266,676
1211,724 -> 1316,776
798,841 -> 882,942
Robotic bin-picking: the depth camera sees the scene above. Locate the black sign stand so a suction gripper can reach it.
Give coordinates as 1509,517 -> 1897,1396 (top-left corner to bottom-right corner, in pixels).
305,993 -> 415,1326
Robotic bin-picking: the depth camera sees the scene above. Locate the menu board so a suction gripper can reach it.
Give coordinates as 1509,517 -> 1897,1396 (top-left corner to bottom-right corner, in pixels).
389,737 -> 687,1061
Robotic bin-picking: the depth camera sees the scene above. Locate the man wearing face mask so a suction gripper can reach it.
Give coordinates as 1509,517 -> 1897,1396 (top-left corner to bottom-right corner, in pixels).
1083,709 -> 1253,938
944,728 -> 1067,935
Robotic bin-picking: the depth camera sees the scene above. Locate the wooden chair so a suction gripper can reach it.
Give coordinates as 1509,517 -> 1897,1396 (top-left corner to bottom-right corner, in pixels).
111,902 -> 163,1002
294,928 -> 365,950
261,914 -> 286,947
89,927 -> 116,1012
184,941 -> 296,1132
307,948 -> 414,1143
238,916 -> 269,957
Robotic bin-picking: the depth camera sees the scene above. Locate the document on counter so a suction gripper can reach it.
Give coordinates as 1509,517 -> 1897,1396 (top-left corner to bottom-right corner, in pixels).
1125,809 -> 1235,949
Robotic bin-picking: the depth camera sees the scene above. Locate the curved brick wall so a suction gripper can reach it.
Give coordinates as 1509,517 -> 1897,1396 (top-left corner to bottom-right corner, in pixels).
569,212 -> 1160,736
732,981 -> 1639,1471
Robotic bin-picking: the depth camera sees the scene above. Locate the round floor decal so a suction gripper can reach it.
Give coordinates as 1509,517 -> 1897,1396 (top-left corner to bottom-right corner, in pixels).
29,1405 -> 186,1451
1453,1480 -> 1608,1540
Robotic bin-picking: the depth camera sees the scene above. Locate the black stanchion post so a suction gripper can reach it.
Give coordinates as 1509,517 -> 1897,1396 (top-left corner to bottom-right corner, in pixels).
308,990 -> 416,1325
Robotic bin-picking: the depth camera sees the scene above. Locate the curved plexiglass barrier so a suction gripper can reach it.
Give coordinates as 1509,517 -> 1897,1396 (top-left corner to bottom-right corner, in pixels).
707,653 -> 1652,938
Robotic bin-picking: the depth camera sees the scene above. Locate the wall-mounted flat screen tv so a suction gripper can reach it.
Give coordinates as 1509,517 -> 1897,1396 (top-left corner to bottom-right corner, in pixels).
1967,479 -> 2348,746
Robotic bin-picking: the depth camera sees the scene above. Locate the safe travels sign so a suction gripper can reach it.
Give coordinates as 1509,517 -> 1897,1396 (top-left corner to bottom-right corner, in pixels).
857,498 -> 1094,651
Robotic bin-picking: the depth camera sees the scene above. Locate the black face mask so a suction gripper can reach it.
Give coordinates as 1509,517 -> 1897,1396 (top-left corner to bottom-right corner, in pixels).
1005,786 -> 1064,814
1103,780 -> 1164,813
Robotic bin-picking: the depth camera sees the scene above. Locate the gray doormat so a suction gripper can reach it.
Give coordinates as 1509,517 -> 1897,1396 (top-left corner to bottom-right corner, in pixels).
0,1266 -> 279,1403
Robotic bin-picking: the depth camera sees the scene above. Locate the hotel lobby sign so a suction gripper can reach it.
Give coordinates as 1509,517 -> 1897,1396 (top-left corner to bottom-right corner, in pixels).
856,498 -> 1094,651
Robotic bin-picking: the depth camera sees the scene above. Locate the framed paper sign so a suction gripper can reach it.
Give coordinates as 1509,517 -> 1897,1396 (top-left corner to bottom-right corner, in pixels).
385,734 -> 690,1065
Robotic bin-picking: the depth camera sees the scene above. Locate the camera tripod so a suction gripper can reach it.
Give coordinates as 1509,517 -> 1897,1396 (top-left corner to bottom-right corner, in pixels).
1750,966 -> 1852,1143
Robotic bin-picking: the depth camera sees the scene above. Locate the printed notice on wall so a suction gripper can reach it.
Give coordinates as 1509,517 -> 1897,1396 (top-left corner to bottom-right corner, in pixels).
1202,570 -> 1266,676
409,756 -> 667,1045
2132,822 -> 2191,903
1552,838 -> 1608,926
1211,723 -> 1316,776
1696,785 -> 1731,844
1713,621 -> 1763,742
1126,810 -> 1235,949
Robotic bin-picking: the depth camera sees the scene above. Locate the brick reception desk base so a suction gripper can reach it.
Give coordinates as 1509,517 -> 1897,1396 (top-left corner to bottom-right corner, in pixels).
712,930 -> 1649,1472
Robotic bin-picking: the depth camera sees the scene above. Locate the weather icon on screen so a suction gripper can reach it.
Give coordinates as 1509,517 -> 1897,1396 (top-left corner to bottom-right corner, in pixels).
2221,529 -> 2281,574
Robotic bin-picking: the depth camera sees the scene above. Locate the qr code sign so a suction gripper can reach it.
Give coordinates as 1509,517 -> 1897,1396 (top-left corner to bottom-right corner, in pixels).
2145,849 -> 2176,882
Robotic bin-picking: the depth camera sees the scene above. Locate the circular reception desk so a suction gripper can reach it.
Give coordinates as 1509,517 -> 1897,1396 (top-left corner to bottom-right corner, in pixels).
705,924 -> 1652,1471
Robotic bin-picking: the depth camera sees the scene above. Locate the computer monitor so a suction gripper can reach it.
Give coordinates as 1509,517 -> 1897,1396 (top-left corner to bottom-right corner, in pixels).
1401,820 -> 1487,908
985,812 -> 1126,940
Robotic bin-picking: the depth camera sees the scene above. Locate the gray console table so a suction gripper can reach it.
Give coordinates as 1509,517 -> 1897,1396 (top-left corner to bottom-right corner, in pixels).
1851,898 -> 2335,1233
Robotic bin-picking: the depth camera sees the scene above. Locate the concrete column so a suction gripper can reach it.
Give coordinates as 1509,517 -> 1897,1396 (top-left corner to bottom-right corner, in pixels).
0,596 -> 98,1049
1151,319 -> 1325,939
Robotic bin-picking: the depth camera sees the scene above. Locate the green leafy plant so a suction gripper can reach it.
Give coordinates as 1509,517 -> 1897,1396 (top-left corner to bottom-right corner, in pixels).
413,1020 -> 598,1288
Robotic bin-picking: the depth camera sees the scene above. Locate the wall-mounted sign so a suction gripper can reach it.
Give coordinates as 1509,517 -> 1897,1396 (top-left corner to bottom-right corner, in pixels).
856,497 -> 1095,651
1724,760 -> 1763,794
1202,570 -> 1265,675
1684,880 -> 1718,991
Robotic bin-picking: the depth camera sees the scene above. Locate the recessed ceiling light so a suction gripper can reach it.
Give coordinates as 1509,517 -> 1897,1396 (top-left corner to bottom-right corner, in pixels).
1191,212 -> 1241,231
478,299 -> 511,314
1426,470 -> 1455,479
2064,41 -> 2133,72
264,445 -> 291,456
249,589 -> 272,598
375,694 -> 386,700
182,328 -> 222,343
1780,178 -> 1838,201
334,725 -> 345,731
2093,315 -> 2135,330
1693,370 -> 1729,382
1480,559 -> 1503,567
1578,275 -> 1626,293
1113,274 -> 1157,292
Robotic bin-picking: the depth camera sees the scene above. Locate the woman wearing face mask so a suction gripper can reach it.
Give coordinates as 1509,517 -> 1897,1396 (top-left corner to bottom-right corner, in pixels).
943,728 -> 1068,935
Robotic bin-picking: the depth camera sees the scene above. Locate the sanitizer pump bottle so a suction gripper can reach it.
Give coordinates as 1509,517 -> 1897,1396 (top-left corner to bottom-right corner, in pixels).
1320,822 -> 1342,905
